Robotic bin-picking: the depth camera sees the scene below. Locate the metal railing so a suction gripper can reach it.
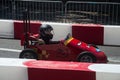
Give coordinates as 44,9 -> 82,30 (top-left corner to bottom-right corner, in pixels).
65,1 -> 120,25
0,0 -> 64,22
0,0 -> 120,25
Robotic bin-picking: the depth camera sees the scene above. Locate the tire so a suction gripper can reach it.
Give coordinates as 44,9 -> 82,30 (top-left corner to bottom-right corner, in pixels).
19,49 -> 38,59
77,52 -> 96,63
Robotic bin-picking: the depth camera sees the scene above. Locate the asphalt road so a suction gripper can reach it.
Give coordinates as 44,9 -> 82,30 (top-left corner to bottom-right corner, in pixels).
0,38 -> 120,64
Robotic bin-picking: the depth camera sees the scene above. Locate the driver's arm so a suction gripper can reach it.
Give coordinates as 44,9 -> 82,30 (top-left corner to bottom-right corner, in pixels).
30,34 -> 45,45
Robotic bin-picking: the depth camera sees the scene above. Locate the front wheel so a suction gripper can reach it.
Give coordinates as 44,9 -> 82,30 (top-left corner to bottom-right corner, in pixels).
77,52 -> 96,63
19,49 -> 38,59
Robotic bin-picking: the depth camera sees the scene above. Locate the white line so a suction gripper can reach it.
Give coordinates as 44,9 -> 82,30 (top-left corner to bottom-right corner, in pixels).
108,59 -> 120,63
108,58 -> 120,63
0,48 -> 21,52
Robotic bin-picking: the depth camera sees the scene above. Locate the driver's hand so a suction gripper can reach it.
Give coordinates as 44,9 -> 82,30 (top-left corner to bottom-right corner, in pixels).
65,33 -> 72,40
60,40 -> 65,44
37,39 -> 45,45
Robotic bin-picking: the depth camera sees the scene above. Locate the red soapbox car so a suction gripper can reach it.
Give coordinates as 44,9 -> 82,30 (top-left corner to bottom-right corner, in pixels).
19,9 -> 108,63
19,33 -> 108,63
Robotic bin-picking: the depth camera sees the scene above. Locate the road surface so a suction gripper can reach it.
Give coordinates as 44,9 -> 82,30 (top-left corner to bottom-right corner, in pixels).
0,38 -> 120,64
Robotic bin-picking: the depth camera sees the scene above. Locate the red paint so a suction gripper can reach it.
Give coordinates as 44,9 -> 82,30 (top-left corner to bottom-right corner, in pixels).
14,21 -> 41,39
72,24 -> 104,45
66,38 -> 108,63
24,60 -> 96,80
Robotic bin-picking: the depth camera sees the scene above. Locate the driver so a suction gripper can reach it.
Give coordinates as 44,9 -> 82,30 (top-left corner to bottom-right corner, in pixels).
40,24 -> 54,44
30,24 -> 72,45
32,24 -> 60,45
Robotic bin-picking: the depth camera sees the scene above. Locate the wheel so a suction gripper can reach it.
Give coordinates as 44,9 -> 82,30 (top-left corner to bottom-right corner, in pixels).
19,49 -> 38,59
77,52 -> 96,63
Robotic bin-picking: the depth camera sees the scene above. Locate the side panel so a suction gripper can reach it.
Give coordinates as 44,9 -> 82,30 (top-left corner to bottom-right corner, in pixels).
72,24 -> 104,45
14,21 -> 41,39
24,60 -> 96,80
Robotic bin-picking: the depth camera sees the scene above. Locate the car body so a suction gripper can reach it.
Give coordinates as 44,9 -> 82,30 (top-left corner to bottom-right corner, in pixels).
19,33 -> 108,63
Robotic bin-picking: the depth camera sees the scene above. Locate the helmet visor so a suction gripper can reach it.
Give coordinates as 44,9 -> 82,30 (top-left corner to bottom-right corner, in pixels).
45,29 -> 54,35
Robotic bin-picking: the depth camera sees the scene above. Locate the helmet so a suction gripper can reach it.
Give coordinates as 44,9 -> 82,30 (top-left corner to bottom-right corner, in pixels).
40,24 -> 53,33
39,24 -> 53,44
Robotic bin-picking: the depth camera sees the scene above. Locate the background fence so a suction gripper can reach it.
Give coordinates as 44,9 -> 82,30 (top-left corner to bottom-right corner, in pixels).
65,1 -> 120,25
0,0 -> 120,25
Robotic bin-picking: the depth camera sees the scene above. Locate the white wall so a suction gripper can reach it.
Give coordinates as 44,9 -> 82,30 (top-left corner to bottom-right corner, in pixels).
42,22 -> 72,41
0,19 -> 14,38
0,58 -> 35,80
89,64 -> 120,80
104,25 -> 120,45
0,19 -> 120,46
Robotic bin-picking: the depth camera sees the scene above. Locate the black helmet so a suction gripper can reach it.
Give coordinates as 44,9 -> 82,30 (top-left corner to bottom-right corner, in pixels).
40,24 -> 53,33
40,24 -> 53,44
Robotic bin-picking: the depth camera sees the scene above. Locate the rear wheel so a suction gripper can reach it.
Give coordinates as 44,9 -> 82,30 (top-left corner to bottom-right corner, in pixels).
77,52 -> 96,63
19,49 -> 38,59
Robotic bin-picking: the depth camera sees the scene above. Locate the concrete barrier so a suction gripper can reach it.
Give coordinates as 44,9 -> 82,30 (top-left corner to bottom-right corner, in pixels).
72,24 -> 104,45
0,19 -> 14,38
104,25 -> 120,46
0,58 -> 120,80
13,21 -> 72,40
0,19 -> 120,46
89,64 -> 120,80
42,22 -> 72,41
0,58 -> 34,80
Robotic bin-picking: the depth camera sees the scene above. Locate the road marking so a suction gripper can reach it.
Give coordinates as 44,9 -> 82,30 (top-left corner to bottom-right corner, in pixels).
108,59 -> 120,63
108,57 -> 120,63
0,48 -> 21,52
